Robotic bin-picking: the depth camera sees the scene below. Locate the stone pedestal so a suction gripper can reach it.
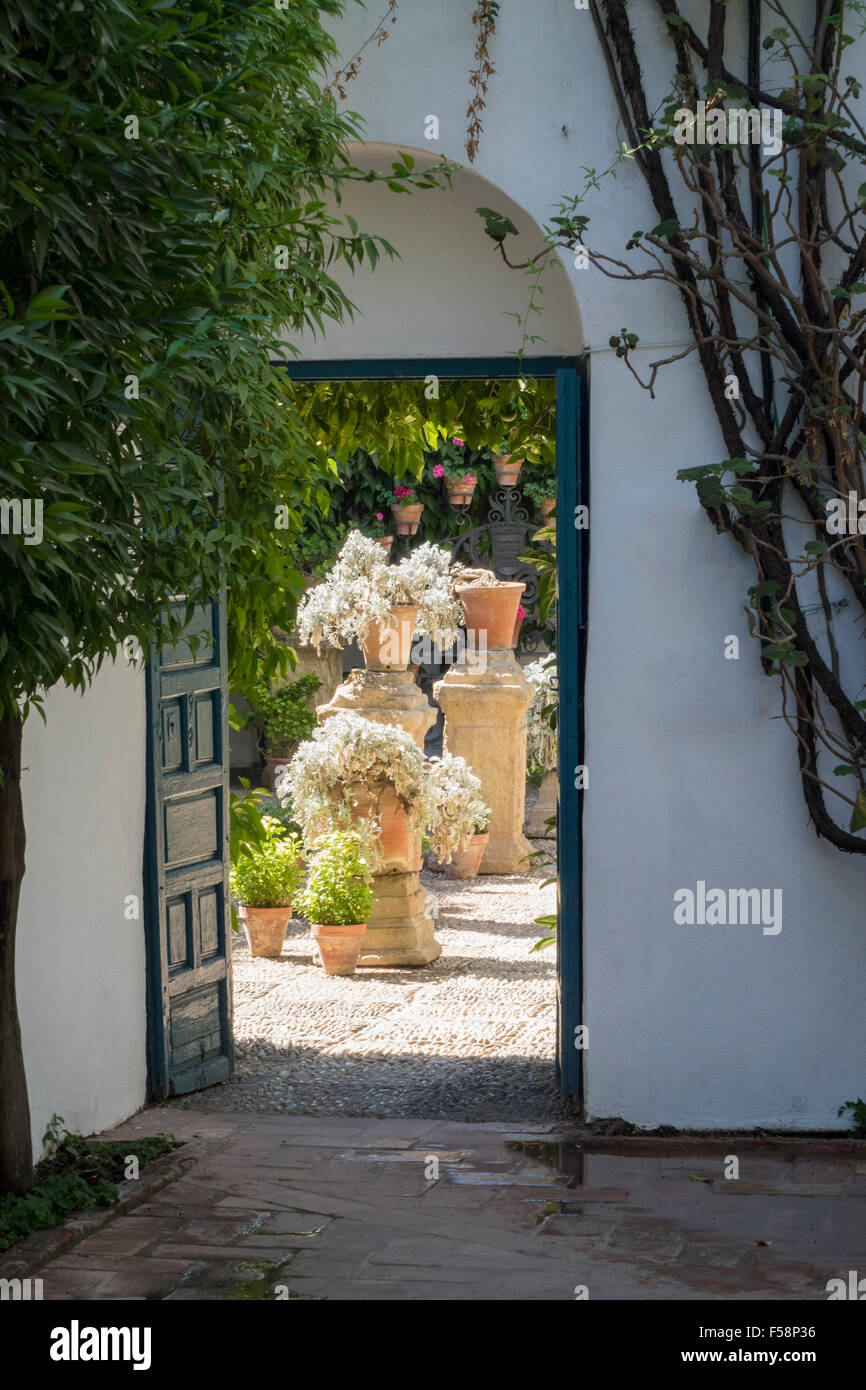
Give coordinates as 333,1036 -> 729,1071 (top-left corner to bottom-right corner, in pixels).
434,647 -> 533,874
526,768 -> 558,839
317,665 -> 440,967
317,667 -> 435,750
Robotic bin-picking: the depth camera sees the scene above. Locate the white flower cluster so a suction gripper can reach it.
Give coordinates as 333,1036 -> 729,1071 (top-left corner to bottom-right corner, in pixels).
279,710 -> 428,847
295,531 -> 463,652
279,711 -> 489,863
295,531 -> 391,652
423,753 -> 490,863
387,542 -> 463,646
525,656 -> 558,773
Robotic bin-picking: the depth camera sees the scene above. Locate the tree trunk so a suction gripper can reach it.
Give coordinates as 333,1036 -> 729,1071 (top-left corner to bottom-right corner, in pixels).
0,711 -> 33,1194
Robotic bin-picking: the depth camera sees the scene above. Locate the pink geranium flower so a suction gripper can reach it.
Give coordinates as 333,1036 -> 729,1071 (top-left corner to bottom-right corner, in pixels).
376,512 -> 384,521
464,473 -> 475,484
452,437 -> 464,447
432,463 -> 444,478
516,606 -> 525,620
394,486 -> 414,500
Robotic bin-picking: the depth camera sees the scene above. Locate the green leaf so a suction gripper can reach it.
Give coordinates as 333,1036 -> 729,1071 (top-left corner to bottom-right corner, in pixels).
850,790 -> 866,834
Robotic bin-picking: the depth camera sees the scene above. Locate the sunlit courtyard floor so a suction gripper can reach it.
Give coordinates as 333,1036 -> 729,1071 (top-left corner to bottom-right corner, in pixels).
177,836 -> 562,1122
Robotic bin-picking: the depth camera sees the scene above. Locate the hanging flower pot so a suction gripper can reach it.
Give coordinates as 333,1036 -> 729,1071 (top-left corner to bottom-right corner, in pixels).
444,832 -> 489,880
310,921 -> 368,976
391,503 -> 423,536
510,604 -> 526,649
493,453 -> 523,487
456,580 -> 525,649
447,474 -> 477,506
362,604 -> 417,670
373,534 -> 394,555
237,905 -> 291,959
539,497 -> 556,519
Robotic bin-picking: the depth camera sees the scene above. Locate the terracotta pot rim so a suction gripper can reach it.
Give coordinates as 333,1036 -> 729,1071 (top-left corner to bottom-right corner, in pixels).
390,502 -> 424,515
310,921 -> 368,934
237,903 -> 292,916
456,581 -> 526,594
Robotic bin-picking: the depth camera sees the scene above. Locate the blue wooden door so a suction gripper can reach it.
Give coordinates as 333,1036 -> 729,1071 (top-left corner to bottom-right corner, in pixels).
144,597 -> 233,1097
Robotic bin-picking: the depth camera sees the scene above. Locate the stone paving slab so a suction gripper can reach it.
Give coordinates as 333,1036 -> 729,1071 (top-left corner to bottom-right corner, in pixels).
2,1109 -> 864,1301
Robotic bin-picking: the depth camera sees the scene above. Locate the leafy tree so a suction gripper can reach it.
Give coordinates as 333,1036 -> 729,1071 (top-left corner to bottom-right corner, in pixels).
0,0 -> 442,1193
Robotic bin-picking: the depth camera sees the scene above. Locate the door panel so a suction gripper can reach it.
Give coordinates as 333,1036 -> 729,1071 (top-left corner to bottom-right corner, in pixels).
145,597 -> 233,1098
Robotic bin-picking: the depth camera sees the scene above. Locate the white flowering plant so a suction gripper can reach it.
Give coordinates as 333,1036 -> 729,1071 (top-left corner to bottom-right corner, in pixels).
423,753 -> 489,863
294,530 -> 390,652
278,710 -> 429,850
387,541 -> 463,646
525,656 -> 558,775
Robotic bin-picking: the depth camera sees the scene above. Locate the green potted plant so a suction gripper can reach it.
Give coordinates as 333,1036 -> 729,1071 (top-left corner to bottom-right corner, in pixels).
362,510 -> 394,554
521,459 -> 557,518
433,436 -> 478,506
249,674 -> 322,790
295,829 -> 375,976
230,818 -> 305,957
390,484 -> 424,535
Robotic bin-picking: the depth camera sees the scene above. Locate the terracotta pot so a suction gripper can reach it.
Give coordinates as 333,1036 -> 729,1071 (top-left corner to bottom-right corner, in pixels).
456,581 -> 525,649
341,781 -> 417,871
372,535 -> 394,554
539,497 -> 556,519
447,477 -> 477,506
362,604 -> 417,670
311,921 -> 368,976
237,905 -> 290,958
510,613 -> 524,649
444,832 -> 489,879
262,752 -> 296,793
493,453 -> 523,487
391,502 -> 424,536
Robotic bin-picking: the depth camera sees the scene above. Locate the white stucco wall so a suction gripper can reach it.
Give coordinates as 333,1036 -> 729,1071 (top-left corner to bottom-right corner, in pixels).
17,658 -> 147,1158
302,0 -> 866,1128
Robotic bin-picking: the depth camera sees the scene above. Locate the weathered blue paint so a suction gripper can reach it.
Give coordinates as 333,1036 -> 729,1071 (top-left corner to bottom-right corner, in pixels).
144,596 -> 233,1097
279,356 -> 587,1104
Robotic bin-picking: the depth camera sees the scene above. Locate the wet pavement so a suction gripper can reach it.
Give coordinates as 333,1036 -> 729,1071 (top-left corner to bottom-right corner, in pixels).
3,1109 -> 865,1300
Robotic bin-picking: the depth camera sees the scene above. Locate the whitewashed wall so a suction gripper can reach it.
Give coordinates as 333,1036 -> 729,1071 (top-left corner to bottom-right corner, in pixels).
17,658 -> 147,1159
290,0 -> 866,1128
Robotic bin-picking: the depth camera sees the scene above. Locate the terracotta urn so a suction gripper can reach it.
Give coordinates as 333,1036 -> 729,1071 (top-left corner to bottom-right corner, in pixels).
456,581 -> 525,649
390,502 -> 424,536
493,453 -> 523,487
539,497 -> 556,519
362,604 -> 417,670
447,476 -> 477,506
444,833 -> 489,879
341,781 -> 417,871
311,921 -> 368,976
237,905 -> 290,958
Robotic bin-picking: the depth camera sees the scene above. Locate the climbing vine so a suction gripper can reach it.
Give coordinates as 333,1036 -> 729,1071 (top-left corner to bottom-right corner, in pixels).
483,0 -> 866,854
466,1 -> 500,162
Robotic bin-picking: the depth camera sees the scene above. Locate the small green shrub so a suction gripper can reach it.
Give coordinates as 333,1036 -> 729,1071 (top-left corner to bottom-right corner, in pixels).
838,1098 -> 866,1136
295,830 -> 375,926
250,675 -> 322,757
230,821 -> 305,907
0,1116 -> 175,1252
521,460 -> 557,509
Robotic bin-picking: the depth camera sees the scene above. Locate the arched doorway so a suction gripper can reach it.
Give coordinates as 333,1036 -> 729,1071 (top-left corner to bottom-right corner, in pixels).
275,148 -> 588,1104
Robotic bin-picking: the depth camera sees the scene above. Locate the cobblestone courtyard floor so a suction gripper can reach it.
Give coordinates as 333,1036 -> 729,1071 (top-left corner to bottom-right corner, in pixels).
177,838 -> 560,1122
